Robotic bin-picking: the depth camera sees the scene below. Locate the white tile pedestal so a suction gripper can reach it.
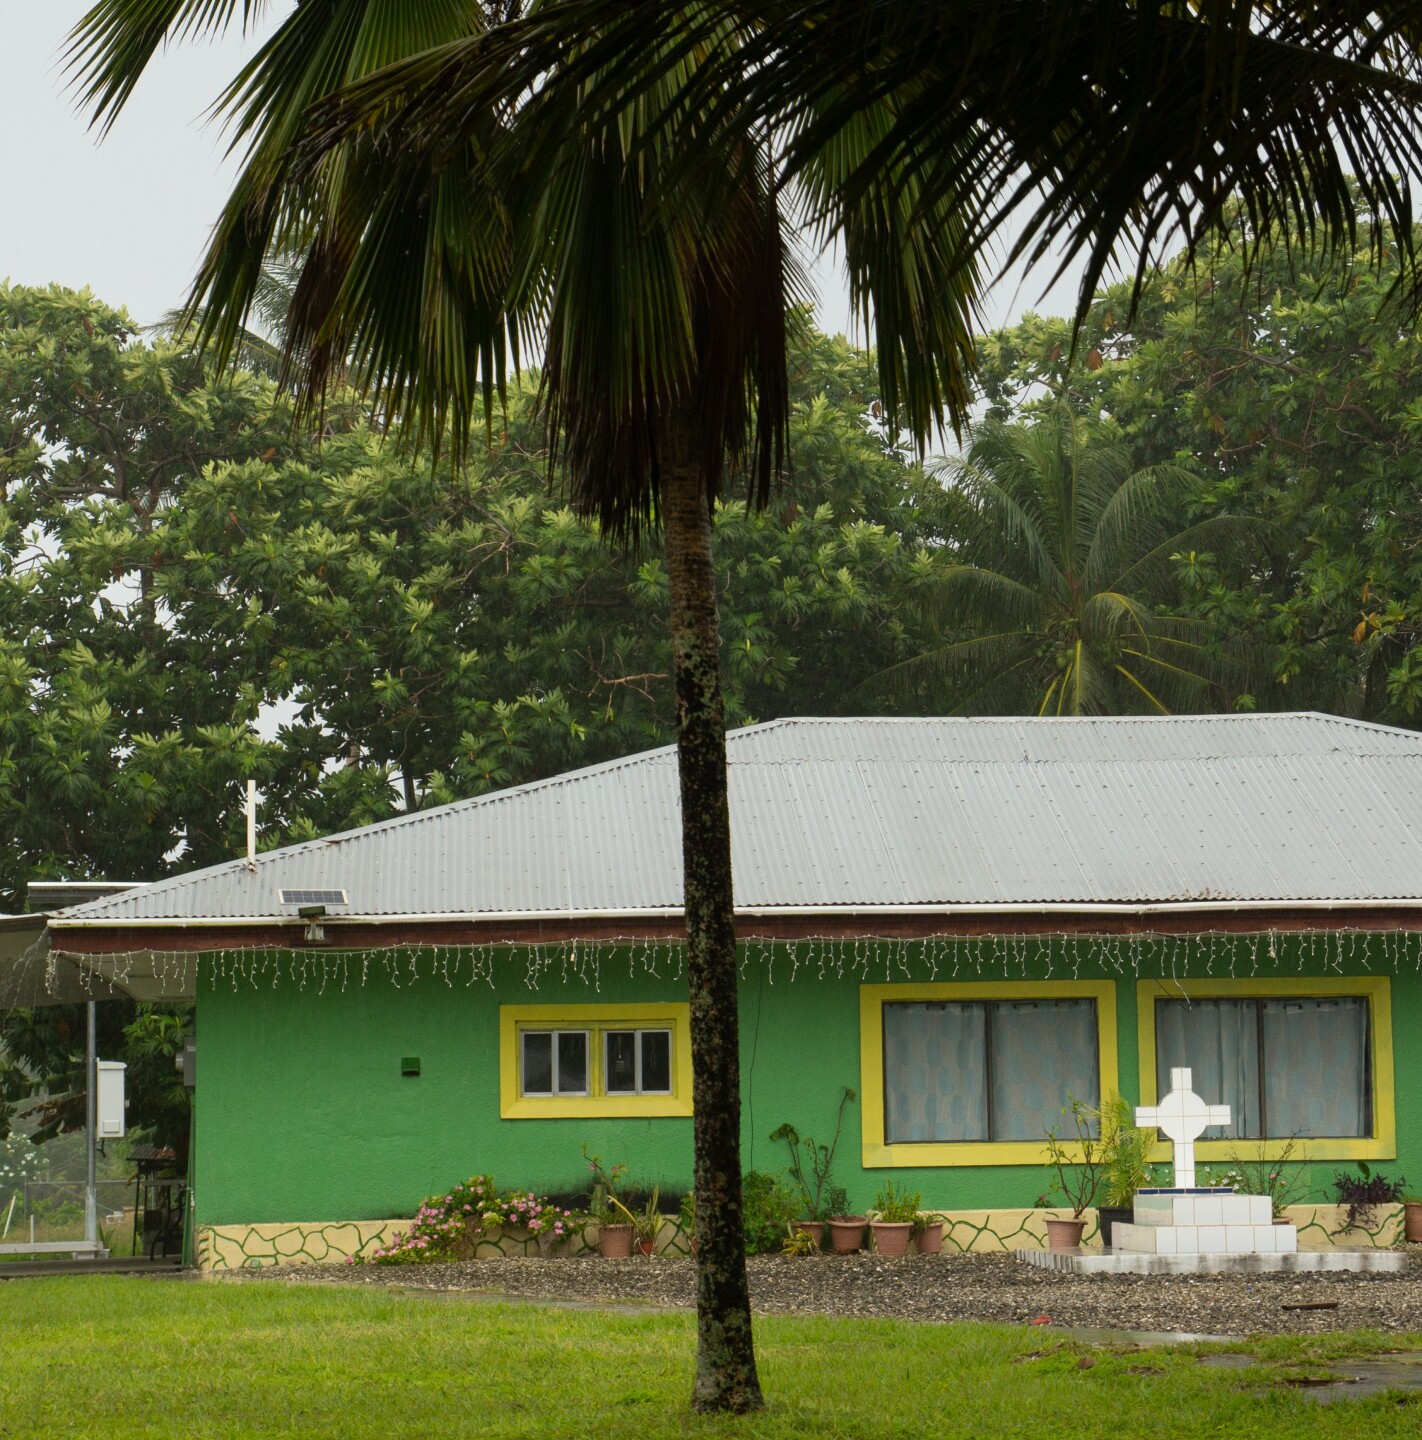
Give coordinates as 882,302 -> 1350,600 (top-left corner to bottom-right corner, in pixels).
1018,1068 -> 1405,1273
1017,1188 -> 1407,1275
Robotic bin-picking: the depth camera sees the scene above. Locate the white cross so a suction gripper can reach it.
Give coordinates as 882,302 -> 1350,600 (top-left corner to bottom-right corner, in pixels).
1134,1067 -> 1231,1189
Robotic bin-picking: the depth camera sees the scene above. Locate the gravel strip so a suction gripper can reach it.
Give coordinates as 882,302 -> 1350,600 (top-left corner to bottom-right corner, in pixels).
222,1250 -> 1422,1337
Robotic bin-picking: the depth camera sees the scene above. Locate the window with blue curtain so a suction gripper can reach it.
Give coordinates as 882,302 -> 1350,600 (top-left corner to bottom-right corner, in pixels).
1155,996 -> 1369,1138
883,999 -> 1100,1143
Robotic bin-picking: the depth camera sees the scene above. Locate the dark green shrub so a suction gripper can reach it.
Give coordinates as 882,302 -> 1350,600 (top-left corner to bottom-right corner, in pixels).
742,1170 -> 799,1254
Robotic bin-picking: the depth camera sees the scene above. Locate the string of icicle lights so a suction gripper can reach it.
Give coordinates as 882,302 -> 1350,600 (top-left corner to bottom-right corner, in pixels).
46,927 -> 1422,1000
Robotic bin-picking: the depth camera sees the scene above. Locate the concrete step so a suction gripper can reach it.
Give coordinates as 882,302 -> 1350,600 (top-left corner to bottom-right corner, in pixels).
0,1256 -> 184,1279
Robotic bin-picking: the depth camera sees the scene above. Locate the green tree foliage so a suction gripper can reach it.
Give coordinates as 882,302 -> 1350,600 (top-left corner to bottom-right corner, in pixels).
0,1002 -> 191,1155
877,407 -> 1264,716
976,214 -> 1422,723
0,285 -> 943,903
0,285 -> 289,899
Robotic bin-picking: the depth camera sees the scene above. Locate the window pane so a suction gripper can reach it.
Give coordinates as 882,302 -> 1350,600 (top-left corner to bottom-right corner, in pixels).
989,1000 -> 1099,1141
557,1031 -> 588,1094
522,1032 -> 553,1095
883,1003 -> 988,1142
640,1031 -> 671,1093
1262,998 -> 1369,1137
605,1031 -> 637,1093
1156,999 -> 1260,1138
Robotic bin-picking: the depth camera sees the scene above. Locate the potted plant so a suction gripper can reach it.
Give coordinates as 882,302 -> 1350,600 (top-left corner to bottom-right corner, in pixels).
582,1146 -> 634,1258
610,1186 -> 663,1256
1332,1162 -> 1408,1233
1405,1195 -> 1422,1243
1041,1095 -> 1105,1250
1093,1091 -> 1154,1247
1200,1137 -> 1308,1222
770,1087 -> 856,1246
870,1179 -> 920,1256
912,1210 -> 944,1255
826,1203 -> 868,1254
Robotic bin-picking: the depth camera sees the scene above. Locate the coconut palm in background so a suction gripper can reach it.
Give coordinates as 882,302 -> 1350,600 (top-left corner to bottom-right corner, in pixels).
878,410 -> 1264,715
67,0 -> 1422,1414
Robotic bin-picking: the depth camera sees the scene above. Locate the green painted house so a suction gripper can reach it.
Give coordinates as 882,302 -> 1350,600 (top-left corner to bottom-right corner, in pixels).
13,713 -> 1422,1263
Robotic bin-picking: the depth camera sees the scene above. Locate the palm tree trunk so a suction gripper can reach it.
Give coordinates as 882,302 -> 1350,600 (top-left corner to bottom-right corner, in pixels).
660,427 -> 763,1415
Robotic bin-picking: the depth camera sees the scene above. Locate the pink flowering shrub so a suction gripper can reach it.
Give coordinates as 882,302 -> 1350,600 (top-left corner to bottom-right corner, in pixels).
369,1174 -> 581,1265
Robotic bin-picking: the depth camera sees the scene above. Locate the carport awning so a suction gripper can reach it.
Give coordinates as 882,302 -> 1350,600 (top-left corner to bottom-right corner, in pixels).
0,917 -> 145,1006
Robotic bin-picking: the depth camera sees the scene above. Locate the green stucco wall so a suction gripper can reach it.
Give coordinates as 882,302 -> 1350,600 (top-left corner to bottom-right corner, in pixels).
193,933 -> 1422,1226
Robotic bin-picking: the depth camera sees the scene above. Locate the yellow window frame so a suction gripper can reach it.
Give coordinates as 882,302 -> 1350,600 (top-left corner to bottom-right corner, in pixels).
500,1003 -> 694,1119
860,981 -> 1119,1168
1136,976 -> 1395,1163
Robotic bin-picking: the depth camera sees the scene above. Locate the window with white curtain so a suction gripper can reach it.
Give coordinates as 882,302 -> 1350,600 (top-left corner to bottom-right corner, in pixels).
883,998 -> 1100,1144
1155,996 -> 1371,1139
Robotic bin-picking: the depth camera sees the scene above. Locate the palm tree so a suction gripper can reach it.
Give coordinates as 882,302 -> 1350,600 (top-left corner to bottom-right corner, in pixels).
154,245 -> 305,378
67,0 -> 1422,1414
879,409 -> 1266,715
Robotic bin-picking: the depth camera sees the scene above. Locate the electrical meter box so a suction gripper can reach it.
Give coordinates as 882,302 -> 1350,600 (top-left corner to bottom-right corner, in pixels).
97,1060 -> 126,1139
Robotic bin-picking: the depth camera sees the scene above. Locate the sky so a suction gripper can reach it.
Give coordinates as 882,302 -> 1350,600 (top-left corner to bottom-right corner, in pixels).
1,4 -> 1089,340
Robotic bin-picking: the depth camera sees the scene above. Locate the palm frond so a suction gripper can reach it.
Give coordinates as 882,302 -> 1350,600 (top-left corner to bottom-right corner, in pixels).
866,632 -> 1044,706
928,566 -> 1049,634
1113,662 -> 1173,714
314,1 -> 1422,437
1109,513 -> 1278,595
66,0 -> 273,135
1081,462 -> 1200,592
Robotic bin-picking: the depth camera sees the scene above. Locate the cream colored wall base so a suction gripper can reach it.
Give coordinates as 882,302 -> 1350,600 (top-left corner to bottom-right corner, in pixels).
196,1217 -> 690,1270
197,1203 -> 1405,1269
926,1204 -> 1405,1253
1287,1202 -> 1403,1249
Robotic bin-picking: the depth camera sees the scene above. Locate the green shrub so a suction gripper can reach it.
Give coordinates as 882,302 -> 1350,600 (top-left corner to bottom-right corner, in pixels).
742,1170 -> 799,1254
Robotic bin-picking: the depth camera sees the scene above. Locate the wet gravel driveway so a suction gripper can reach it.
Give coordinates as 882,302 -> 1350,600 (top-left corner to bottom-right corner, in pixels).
226,1250 -> 1422,1337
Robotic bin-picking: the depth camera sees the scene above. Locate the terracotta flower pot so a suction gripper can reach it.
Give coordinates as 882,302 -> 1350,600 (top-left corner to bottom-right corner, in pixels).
913,1220 -> 944,1255
1044,1216 -> 1087,1251
636,1237 -> 656,1257
597,1223 -> 635,1258
793,1221 -> 826,1249
827,1217 -> 867,1253
870,1221 -> 914,1256
1406,1202 -> 1422,1243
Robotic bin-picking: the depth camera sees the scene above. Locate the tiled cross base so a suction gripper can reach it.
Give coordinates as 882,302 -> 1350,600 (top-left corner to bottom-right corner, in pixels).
1116,1187 -> 1293,1256
1018,1246 -> 1408,1275
1016,1187 -> 1408,1275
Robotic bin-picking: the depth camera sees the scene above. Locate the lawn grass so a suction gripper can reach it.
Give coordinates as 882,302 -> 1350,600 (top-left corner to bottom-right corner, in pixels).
1,1277 -> 1419,1439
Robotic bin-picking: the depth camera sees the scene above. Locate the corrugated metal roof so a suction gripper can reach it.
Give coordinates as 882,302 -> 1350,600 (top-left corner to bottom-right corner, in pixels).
48,713 -> 1422,925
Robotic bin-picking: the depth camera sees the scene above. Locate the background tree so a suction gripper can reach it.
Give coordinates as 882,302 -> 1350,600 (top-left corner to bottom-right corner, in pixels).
0,284 -> 288,902
877,408 -> 1263,715
0,1002 -> 190,1155
976,210 -> 1422,724
0,285 -> 944,910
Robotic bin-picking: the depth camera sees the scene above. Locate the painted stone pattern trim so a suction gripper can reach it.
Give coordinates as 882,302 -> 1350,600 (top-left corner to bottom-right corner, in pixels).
196,1219 -> 694,1270
196,1206 -> 1402,1269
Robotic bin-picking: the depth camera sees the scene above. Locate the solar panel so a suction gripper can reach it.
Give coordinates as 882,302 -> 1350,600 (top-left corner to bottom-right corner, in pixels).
278,889 -> 349,907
